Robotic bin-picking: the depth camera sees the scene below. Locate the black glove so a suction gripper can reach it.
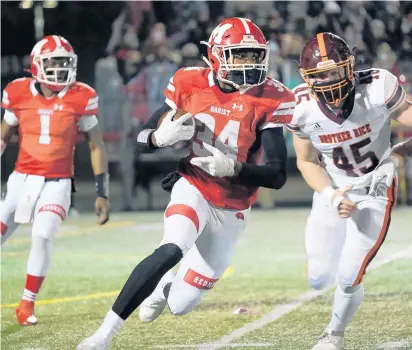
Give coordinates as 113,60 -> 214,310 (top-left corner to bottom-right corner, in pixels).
161,172 -> 182,193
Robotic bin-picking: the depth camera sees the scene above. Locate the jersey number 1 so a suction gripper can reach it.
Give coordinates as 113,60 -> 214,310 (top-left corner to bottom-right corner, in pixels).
333,137 -> 379,177
39,114 -> 51,144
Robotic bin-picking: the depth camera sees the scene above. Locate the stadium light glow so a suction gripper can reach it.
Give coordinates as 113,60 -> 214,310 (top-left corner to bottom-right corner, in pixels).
43,0 -> 58,9
19,0 -> 33,9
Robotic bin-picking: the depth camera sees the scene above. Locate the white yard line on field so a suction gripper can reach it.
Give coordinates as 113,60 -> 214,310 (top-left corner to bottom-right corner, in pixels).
153,344 -> 273,349
199,246 -> 412,350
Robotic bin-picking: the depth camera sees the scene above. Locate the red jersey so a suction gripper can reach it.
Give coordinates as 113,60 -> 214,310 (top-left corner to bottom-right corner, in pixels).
164,67 -> 295,210
2,78 -> 98,178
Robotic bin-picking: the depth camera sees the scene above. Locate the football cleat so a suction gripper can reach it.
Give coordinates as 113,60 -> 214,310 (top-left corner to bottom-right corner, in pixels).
139,270 -> 175,322
77,334 -> 112,350
312,329 -> 344,350
16,300 -> 38,326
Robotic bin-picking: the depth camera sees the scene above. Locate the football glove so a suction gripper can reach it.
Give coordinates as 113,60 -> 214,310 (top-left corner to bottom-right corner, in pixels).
153,110 -> 195,147
190,143 -> 235,177
368,157 -> 397,198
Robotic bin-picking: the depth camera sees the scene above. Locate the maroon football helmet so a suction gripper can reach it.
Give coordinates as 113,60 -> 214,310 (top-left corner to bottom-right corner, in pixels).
299,32 -> 355,108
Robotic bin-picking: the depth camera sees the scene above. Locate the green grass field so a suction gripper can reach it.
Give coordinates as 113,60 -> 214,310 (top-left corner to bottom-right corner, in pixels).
1,208 -> 412,350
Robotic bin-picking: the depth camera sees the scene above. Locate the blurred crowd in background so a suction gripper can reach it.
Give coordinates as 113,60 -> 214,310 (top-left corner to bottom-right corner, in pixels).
2,1 -> 412,210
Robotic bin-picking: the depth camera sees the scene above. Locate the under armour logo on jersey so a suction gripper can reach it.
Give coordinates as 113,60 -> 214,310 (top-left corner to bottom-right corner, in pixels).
232,103 -> 243,111
235,212 -> 245,220
54,104 -> 63,111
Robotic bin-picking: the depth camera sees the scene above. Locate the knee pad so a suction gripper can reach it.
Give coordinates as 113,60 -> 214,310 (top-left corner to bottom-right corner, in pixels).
32,210 -> 63,240
308,274 -> 335,290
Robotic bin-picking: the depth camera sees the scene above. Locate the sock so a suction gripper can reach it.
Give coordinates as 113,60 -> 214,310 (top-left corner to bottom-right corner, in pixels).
95,309 -> 125,339
22,236 -> 52,302
1,220 -> 19,245
22,274 -> 45,302
329,283 -> 364,334
112,243 -> 182,321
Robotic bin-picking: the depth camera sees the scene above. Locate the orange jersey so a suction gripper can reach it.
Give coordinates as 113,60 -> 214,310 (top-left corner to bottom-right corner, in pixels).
2,78 -> 98,178
165,67 -> 295,210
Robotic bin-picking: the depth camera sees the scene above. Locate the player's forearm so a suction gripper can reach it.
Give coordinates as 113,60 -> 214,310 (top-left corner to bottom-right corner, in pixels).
1,120 -> 16,156
90,146 -> 108,175
391,138 -> 412,168
235,127 -> 287,189
90,146 -> 109,198
297,159 -> 332,193
235,162 -> 287,189
137,102 -> 172,149
392,101 -> 412,125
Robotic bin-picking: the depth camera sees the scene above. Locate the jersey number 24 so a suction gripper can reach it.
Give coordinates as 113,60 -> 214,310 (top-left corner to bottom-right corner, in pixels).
192,113 -> 240,160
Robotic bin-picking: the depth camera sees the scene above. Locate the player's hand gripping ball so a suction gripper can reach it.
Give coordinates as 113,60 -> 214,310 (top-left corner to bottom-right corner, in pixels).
153,109 -> 195,147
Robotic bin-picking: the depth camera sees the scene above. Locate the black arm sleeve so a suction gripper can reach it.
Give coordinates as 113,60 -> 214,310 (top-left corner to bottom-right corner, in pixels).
136,103 -> 172,148
237,127 -> 288,189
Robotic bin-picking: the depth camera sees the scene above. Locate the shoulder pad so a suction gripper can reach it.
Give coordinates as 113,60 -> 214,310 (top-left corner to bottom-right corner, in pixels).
2,78 -> 33,110
355,68 -> 391,107
67,82 -> 98,115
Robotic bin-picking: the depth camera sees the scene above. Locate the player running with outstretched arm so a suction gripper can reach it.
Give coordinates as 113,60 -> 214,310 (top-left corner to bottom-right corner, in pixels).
78,17 -> 295,349
289,32 -> 412,349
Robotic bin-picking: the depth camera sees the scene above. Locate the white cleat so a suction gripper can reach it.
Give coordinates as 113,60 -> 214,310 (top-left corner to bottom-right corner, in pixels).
312,330 -> 344,350
139,270 -> 175,322
77,334 -> 112,350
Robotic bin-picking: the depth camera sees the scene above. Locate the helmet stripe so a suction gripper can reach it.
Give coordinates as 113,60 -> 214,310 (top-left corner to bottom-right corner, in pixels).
238,18 -> 251,34
316,33 -> 328,61
53,35 -> 62,47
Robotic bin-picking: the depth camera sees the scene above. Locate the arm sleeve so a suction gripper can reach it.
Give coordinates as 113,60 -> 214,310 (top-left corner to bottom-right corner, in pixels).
236,127 -> 288,189
3,109 -> 19,126
384,71 -> 407,113
78,115 -> 99,132
136,102 -> 172,148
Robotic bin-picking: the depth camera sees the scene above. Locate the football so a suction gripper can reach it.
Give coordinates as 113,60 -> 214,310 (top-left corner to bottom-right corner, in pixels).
157,109 -> 194,128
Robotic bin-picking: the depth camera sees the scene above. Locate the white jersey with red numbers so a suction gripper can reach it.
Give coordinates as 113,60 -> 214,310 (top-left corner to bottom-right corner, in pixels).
164,67 -> 296,210
288,68 -> 406,189
1,78 -> 98,178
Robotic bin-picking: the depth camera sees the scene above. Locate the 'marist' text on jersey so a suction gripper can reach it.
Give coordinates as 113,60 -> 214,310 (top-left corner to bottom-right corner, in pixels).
210,106 -> 231,117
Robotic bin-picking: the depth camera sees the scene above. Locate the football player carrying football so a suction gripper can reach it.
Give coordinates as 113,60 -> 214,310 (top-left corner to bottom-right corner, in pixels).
1,35 -> 109,326
289,32 -> 412,349
78,17 -> 295,349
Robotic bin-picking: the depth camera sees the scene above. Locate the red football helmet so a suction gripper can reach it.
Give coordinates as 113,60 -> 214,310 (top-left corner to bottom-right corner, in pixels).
299,32 -> 355,108
201,18 -> 269,89
29,35 -> 77,91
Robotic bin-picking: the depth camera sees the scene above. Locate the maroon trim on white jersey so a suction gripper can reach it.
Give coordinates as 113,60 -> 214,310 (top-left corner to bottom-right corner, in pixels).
386,85 -> 406,111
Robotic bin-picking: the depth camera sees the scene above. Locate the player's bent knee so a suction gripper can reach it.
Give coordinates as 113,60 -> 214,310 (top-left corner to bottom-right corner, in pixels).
168,268 -> 218,315
169,302 -> 197,316
155,243 -> 183,267
32,209 -> 64,240
168,293 -> 201,316
308,274 -> 335,290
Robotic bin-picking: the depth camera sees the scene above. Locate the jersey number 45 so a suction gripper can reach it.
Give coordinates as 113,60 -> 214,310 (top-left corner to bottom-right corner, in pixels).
333,137 -> 379,177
